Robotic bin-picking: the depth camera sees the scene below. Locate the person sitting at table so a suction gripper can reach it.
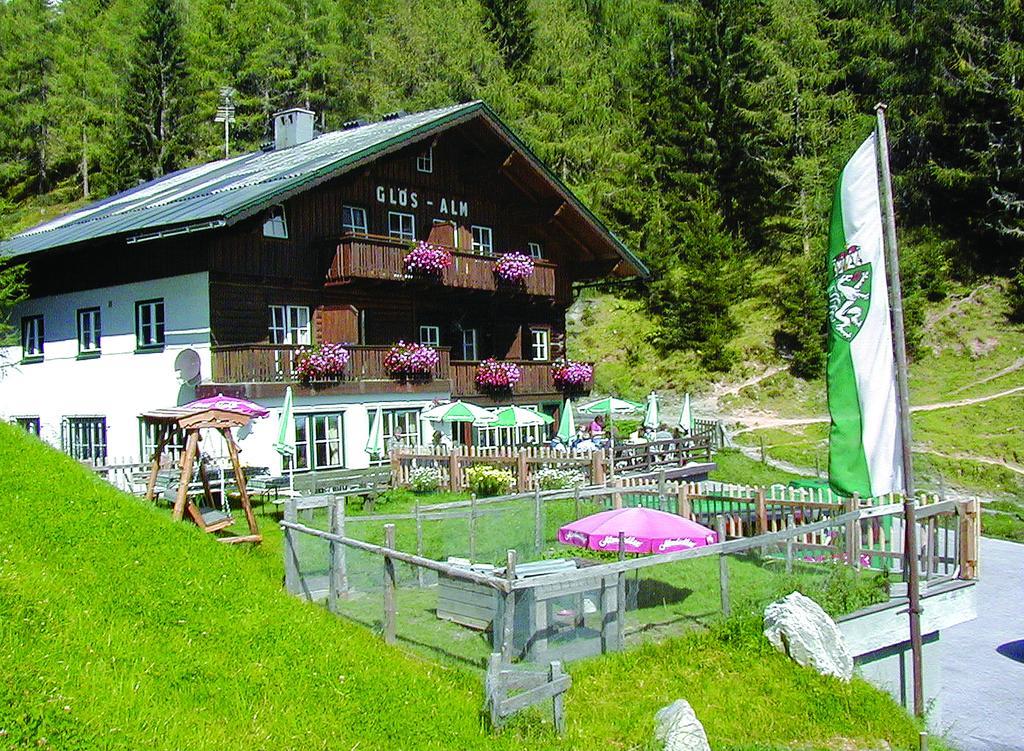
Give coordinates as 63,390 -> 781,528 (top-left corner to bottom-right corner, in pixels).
588,415 -> 605,437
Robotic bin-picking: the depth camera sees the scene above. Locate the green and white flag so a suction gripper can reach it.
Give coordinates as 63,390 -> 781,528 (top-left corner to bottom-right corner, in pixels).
827,134 -> 903,498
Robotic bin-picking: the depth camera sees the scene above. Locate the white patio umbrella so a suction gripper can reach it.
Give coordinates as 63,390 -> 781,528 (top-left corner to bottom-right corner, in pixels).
643,392 -> 659,430
421,400 -> 497,424
272,385 -> 297,494
678,393 -> 693,435
365,405 -> 385,459
486,405 -> 555,428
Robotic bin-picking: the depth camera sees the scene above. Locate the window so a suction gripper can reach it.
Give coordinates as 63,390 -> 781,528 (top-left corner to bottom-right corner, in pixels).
476,404 -> 547,448
139,418 -> 186,462
135,299 -> 165,349
530,327 -> 550,361
21,316 -> 43,361
287,412 -> 345,471
419,325 -> 440,348
388,211 -> 416,241
77,307 -> 101,356
471,225 -> 493,255
369,408 -> 420,464
269,305 -> 311,345
416,147 -> 433,173
527,242 -> 543,259
342,205 -> 368,235
462,328 -> 478,361
14,417 -> 40,436
263,204 -> 288,238
62,417 -> 107,464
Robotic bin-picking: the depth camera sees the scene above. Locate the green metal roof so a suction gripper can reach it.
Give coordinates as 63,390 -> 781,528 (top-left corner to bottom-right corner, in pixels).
0,101 -> 647,277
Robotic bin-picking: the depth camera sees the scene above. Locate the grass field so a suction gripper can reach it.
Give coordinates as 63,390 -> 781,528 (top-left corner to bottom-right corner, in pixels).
0,424 -> 943,750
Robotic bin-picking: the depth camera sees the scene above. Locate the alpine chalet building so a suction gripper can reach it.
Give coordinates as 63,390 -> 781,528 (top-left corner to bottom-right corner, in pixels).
0,102 -> 646,475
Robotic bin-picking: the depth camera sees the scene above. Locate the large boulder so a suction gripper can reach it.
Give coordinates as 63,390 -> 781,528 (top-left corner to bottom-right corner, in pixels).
654,699 -> 711,751
763,591 -> 853,681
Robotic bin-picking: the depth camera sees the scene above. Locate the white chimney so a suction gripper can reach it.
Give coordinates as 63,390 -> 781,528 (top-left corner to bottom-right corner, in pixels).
273,107 -> 315,149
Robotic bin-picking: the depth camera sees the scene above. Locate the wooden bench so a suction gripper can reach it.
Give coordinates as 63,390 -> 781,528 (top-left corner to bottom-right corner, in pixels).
313,467 -> 391,511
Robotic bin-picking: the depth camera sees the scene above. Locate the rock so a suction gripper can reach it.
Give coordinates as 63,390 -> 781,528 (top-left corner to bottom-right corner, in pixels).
654,699 -> 711,751
763,591 -> 854,681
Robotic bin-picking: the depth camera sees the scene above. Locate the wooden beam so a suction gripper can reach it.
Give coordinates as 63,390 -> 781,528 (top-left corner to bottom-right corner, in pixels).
222,427 -> 260,540
173,431 -> 199,522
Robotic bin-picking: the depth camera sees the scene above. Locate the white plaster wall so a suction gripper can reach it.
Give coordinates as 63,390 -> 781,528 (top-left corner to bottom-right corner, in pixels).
0,272 -> 211,461
235,390 -> 447,474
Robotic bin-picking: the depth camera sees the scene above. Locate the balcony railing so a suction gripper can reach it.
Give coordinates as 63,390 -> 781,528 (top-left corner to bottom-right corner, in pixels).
326,234 -> 561,299
450,360 -> 586,398
210,344 -> 451,384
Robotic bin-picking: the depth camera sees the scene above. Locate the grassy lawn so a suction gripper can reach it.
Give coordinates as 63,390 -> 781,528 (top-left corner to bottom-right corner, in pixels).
0,424 -> 943,750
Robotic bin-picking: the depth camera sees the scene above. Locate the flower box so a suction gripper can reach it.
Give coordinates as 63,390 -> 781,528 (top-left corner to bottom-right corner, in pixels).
294,343 -> 351,383
552,360 -> 594,393
404,241 -> 453,278
493,252 -> 535,284
475,358 -> 522,393
383,341 -> 440,380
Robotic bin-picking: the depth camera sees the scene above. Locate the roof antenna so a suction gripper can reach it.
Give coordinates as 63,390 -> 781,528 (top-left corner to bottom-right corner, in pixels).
214,87 -> 237,159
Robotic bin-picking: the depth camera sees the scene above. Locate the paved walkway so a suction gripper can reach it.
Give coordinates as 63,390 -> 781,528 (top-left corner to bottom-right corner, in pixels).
940,537 -> 1024,751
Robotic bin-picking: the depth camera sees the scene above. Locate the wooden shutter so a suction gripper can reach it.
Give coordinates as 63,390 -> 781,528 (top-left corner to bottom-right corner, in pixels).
427,219 -> 456,247
315,305 -> 359,344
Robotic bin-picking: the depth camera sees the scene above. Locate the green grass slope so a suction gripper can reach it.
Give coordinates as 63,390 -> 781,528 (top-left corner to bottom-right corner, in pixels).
0,425 -> 939,750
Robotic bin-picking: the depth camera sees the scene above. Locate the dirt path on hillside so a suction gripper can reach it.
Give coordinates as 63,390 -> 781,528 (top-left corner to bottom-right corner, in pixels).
950,357 -> 1024,395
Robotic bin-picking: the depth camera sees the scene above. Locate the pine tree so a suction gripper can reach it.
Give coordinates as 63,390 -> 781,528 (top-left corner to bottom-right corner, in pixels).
479,0 -> 535,71
111,0 -> 196,188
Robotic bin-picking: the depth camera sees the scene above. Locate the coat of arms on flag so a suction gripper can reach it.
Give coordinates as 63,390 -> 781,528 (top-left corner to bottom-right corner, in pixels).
828,244 -> 872,342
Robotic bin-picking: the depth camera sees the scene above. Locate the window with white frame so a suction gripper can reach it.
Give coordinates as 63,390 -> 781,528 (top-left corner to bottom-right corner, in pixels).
286,412 -> 345,471
135,299 -> 165,349
77,307 -> 101,355
268,305 -> 311,345
416,147 -> 433,173
62,416 -> 107,463
388,211 -> 416,241
21,315 -> 43,360
530,327 -> 550,361
342,205 -> 368,235
471,225 -> 493,255
263,204 -> 288,238
475,404 -> 546,448
368,408 -> 420,464
14,417 -> 40,435
138,418 -> 186,462
419,325 -> 440,348
527,241 -> 543,259
462,328 -> 478,361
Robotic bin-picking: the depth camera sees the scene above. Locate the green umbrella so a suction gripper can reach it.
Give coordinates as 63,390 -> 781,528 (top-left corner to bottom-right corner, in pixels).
678,393 -> 693,434
643,392 -> 659,429
556,398 -> 576,443
273,386 -> 296,492
487,405 -> 554,428
421,400 -> 496,424
579,397 -> 643,415
365,405 -> 385,458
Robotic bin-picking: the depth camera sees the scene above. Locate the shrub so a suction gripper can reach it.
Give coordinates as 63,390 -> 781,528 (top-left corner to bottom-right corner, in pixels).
408,466 -> 442,493
466,464 -> 515,497
534,467 -> 586,490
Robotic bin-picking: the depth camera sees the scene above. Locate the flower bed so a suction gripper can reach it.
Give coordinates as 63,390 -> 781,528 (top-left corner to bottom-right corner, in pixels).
383,341 -> 440,379
474,358 -> 522,393
404,241 -> 453,278
493,252 -> 535,284
552,360 -> 594,392
294,343 -> 350,383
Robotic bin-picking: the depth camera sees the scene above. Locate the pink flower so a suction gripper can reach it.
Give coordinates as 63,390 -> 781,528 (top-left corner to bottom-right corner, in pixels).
384,341 -> 440,378
294,343 -> 351,383
475,359 -> 522,392
494,252 -> 535,283
405,242 -> 453,278
552,360 -> 594,390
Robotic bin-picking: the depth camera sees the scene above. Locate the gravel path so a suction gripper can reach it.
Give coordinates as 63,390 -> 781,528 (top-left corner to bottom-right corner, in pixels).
939,537 -> 1024,751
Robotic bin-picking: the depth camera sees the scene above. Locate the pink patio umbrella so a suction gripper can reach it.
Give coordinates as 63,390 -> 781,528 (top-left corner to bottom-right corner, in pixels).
181,394 -> 271,419
558,507 -> 718,555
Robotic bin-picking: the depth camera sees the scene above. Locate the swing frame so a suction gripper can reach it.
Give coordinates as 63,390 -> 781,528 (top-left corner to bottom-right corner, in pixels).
142,407 -> 261,544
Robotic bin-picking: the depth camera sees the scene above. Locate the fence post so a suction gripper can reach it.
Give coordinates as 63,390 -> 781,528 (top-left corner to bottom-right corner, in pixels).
283,498 -> 301,596
616,531 -> 626,650
469,493 -> 478,561
383,524 -> 397,645
329,496 -> 348,611
785,514 -> 795,574
517,449 -> 529,492
958,498 -> 980,580
658,469 -> 668,512
501,550 -> 518,662
550,661 -> 566,735
574,485 -> 581,520
612,477 -> 623,510
449,445 -> 462,493
415,500 -> 425,588
533,487 -> 543,556
755,488 -> 768,536
846,493 -> 860,569
592,448 -> 606,486
678,483 -> 692,519
925,516 -> 936,581
716,515 -> 730,617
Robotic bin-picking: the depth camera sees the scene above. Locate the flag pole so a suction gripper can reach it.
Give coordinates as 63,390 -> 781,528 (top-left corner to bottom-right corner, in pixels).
874,102 -> 924,717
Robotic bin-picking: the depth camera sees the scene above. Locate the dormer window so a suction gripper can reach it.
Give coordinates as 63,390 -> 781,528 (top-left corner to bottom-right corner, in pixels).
263,205 -> 288,238
416,147 -> 433,173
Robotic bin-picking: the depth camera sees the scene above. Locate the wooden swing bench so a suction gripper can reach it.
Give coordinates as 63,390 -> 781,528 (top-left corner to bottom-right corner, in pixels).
141,406 -> 261,544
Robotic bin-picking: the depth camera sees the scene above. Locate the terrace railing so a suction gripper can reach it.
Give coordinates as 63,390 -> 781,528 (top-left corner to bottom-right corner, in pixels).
326,233 -> 562,299
450,360 -> 581,398
210,343 -> 452,384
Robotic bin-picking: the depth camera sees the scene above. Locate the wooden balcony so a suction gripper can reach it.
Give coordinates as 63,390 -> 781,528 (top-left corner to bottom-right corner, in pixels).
326,234 -> 562,299
450,360 -> 588,401
205,344 -> 452,398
